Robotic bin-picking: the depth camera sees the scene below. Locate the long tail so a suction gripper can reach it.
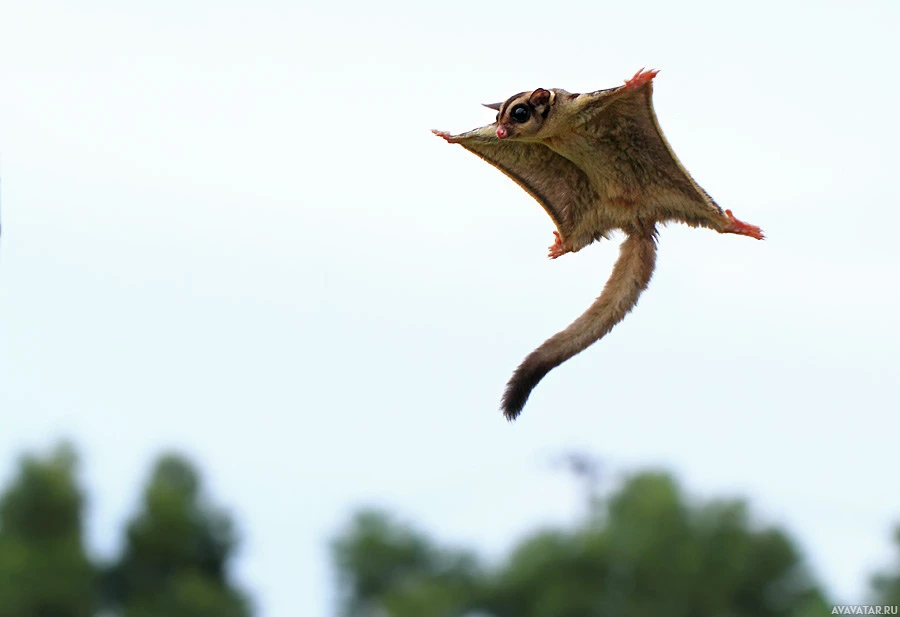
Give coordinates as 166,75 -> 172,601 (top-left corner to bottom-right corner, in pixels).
501,229 -> 658,420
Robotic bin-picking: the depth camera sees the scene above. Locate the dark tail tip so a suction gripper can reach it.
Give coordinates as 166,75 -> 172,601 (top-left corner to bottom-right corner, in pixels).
500,359 -> 553,421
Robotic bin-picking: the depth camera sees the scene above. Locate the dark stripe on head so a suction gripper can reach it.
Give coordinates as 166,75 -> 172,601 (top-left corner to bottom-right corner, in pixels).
499,92 -> 528,118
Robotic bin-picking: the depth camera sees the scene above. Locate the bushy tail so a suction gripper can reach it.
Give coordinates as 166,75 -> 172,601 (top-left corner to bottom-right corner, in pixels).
501,229 -> 658,420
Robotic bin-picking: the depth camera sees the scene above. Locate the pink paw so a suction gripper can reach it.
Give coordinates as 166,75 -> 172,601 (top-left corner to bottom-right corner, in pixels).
432,129 -> 453,142
623,68 -> 659,91
548,231 -> 570,259
725,209 -> 765,240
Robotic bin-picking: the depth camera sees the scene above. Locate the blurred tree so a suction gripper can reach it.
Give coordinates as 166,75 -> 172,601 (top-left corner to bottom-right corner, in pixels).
0,442 -> 97,617
332,510 -> 483,617
489,472 -> 828,617
333,471 -> 830,617
871,525 -> 900,606
104,453 -> 252,617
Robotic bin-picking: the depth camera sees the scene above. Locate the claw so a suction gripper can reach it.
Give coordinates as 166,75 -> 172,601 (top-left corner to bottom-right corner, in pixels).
548,231 -> 570,259
623,68 -> 659,91
725,209 -> 765,240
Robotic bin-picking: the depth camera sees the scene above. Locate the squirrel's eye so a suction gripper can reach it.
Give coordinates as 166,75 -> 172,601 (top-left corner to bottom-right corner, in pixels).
510,105 -> 530,123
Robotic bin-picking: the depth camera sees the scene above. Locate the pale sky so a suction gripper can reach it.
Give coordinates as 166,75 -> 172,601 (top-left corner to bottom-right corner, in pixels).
1,1 -> 899,615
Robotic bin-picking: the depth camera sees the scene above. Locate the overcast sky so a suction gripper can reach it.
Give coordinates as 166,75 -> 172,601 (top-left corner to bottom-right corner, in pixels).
1,1 -> 899,615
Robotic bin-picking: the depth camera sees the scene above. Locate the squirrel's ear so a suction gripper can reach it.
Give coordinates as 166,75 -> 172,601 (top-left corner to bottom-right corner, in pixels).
529,88 -> 553,106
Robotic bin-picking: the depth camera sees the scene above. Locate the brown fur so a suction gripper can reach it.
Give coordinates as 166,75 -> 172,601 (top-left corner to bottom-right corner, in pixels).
502,228 -> 658,419
434,69 -> 763,420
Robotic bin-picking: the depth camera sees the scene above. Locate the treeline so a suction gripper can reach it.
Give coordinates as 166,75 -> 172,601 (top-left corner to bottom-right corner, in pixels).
0,443 -> 251,617
2,444 -> 899,616
331,467 -> 900,617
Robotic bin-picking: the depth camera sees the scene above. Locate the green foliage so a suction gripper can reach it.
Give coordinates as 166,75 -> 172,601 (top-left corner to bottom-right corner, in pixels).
106,454 -> 252,617
871,526 -> 900,606
0,443 -> 97,617
117,570 -> 250,617
332,510 -> 483,617
333,472 -> 828,617
0,443 -> 253,617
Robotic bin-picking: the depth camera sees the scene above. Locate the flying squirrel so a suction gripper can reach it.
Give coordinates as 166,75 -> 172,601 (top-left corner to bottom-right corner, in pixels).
433,69 -> 763,421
